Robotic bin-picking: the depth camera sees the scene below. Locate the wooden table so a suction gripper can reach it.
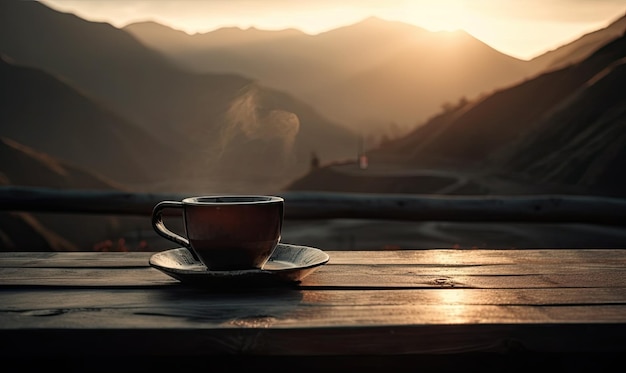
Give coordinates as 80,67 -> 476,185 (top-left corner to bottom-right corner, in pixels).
1,248 -> 626,372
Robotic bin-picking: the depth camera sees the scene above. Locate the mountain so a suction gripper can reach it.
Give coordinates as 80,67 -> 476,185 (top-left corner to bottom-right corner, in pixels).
528,13 -> 626,72
288,31 -> 626,198
0,0 -> 357,193
124,16 -> 534,139
125,14 -> 626,143
0,56 -> 180,185
0,211 -> 77,251
493,36 -> 626,198
124,21 -> 307,52
0,136 -> 133,251
0,136 -> 126,190
388,31 -> 626,197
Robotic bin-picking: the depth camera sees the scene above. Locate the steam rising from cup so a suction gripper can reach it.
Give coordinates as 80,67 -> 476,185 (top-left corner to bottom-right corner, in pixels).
222,85 -> 300,157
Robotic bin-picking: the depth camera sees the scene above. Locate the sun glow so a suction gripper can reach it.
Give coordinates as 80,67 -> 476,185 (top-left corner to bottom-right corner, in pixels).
398,0 -> 473,32
39,0 -> 626,60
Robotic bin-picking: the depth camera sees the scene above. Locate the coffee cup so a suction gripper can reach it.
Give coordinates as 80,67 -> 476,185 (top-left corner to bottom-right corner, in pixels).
151,195 -> 284,271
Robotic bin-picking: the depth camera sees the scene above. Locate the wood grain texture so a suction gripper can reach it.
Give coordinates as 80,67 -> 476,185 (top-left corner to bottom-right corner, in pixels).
1,249 -> 625,365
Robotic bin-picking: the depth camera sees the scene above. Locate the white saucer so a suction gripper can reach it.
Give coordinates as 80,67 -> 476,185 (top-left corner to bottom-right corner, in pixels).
149,243 -> 329,286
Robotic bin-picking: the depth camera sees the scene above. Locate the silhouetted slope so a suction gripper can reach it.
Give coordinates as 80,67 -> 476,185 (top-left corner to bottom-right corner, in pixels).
0,0 -> 245,139
371,68 -> 588,165
126,13 -> 626,141
369,32 -> 626,197
1,0 -> 357,190
494,37 -> 626,197
125,16 -> 533,136
0,136 -> 125,189
0,57 -> 180,184
0,212 -> 77,251
125,21 -> 307,52
315,27 -> 530,131
0,137 -> 125,251
529,14 -> 626,72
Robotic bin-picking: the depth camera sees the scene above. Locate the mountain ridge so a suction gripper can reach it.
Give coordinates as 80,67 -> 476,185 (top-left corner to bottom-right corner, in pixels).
0,56 -> 180,184
124,15 -> 533,138
1,0 -> 357,193
0,136 -> 134,252
287,32 -> 626,198
125,13 -> 626,142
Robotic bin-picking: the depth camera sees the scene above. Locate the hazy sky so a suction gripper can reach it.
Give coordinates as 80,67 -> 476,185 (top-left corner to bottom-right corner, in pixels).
39,0 -> 626,60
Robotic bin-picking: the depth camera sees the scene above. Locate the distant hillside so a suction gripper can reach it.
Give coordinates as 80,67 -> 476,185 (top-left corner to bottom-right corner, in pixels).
0,137 -> 134,251
369,32 -> 626,197
125,17 -> 533,138
0,136 -> 125,189
529,13 -> 626,72
0,0 -> 357,193
0,56 -> 180,185
288,32 -> 626,198
126,14 -> 626,142
493,37 -> 626,198
0,211 -> 77,251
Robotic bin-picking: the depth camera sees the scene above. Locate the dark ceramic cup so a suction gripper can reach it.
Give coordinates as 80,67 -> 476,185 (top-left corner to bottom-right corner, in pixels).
152,195 -> 284,271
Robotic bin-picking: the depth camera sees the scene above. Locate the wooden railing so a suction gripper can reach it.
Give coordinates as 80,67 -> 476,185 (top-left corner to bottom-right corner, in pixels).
1,186 -> 625,226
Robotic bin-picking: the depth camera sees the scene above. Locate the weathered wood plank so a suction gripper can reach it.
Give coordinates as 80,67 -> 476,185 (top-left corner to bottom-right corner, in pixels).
0,251 -> 153,267
2,250 -> 626,289
321,249 -> 626,265
1,250 -> 626,365
0,267 -> 176,286
2,287 -> 625,311
3,249 -> 626,268
307,267 -> 626,288
1,288 -> 626,328
1,186 -> 625,224
1,265 -> 625,288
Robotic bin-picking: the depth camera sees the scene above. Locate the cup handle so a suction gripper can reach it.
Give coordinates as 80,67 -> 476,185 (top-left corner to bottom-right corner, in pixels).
151,201 -> 191,249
